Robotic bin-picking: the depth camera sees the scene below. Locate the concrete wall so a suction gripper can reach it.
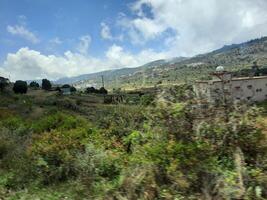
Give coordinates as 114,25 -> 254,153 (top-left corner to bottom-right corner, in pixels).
194,76 -> 267,104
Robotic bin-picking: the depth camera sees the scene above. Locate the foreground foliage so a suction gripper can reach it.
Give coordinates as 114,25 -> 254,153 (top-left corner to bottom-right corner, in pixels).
0,96 -> 266,199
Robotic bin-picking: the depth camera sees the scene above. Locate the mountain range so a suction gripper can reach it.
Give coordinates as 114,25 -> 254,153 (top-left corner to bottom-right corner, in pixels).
55,37 -> 267,90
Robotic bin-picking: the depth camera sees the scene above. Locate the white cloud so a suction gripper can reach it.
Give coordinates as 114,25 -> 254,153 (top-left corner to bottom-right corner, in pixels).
49,37 -> 62,45
0,45 -> 167,81
2,1 -> 267,81
7,25 -> 39,44
101,22 -> 113,40
106,44 -> 167,68
119,0 -> 267,56
100,22 -> 124,41
77,35 -> 91,55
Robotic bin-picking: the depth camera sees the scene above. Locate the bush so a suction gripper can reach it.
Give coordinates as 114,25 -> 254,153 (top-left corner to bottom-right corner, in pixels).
42,79 -> 52,91
70,86 -> 77,93
86,87 -> 97,94
28,112 -> 94,184
13,80 -> 28,94
86,87 -> 107,94
0,77 -> 9,92
140,94 -> 154,106
29,81 -> 39,89
99,87 -> 108,94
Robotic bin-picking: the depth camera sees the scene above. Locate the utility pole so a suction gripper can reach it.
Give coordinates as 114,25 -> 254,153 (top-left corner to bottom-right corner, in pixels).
101,75 -> 106,103
101,75 -> 105,88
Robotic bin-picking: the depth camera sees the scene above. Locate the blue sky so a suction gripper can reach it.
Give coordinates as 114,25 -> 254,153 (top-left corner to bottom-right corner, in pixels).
1,0 -> 267,81
0,0 -> 136,58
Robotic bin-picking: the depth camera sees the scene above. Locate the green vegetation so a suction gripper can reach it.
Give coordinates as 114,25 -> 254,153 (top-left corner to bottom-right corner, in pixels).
1,37 -> 267,199
42,79 -> 52,91
29,81 -> 40,89
65,37 -> 267,90
86,86 -> 108,94
0,86 -> 266,199
0,77 -> 9,92
13,80 -> 28,94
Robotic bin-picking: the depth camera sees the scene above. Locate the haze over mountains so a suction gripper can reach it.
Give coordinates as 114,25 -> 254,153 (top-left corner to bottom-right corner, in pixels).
53,36 -> 267,89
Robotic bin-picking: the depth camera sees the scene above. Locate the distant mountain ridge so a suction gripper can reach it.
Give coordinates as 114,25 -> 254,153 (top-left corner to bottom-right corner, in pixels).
55,57 -> 187,85
54,36 -> 267,89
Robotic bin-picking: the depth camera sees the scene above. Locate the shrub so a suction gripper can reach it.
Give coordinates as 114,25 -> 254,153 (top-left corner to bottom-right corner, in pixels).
103,95 -> 113,104
28,112 -> 94,184
70,86 -> 77,93
99,87 -> 108,94
0,77 -> 9,92
13,80 -> 28,94
31,112 -> 87,133
29,81 -> 39,89
86,87 -> 97,94
140,94 -> 154,106
42,79 -> 52,90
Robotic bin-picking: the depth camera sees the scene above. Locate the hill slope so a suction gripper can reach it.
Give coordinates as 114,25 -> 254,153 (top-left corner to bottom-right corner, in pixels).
56,37 -> 267,89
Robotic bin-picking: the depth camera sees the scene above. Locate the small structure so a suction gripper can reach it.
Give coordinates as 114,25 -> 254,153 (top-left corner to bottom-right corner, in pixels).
194,66 -> 267,104
61,87 -> 71,95
60,84 -> 73,95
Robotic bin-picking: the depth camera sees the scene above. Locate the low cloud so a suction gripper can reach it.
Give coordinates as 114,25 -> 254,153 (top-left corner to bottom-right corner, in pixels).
7,25 -> 39,44
0,45 -> 167,81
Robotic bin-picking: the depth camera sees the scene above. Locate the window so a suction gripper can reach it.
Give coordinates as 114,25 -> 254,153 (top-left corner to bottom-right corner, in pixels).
235,86 -> 241,90
247,85 -> 252,89
256,88 -> 262,92
247,97 -> 252,100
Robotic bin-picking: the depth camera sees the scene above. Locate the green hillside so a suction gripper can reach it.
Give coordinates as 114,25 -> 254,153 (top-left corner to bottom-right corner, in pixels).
60,37 -> 267,90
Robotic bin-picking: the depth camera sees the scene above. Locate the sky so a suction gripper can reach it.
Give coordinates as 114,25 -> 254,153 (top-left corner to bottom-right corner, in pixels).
1,0 -> 267,81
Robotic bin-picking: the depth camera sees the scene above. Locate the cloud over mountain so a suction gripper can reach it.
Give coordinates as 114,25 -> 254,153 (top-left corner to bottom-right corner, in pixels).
0,46 -> 167,81
1,0 -> 267,81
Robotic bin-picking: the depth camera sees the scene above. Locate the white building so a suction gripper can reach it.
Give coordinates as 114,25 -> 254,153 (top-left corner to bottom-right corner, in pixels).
194,67 -> 267,104
61,87 -> 71,95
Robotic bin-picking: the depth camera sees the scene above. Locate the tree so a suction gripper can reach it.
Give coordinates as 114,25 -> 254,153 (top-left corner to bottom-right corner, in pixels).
70,86 -> 77,93
29,81 -> 39,89
42,79 -> 52,90
86,87 -> 97,93
99,87 -> 108,94
0,77 -> 9,92
13,80 -> 28,94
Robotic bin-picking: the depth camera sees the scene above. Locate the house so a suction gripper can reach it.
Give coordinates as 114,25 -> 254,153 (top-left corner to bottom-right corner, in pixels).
194,66 -> 267,104
61,87 -> 71,95
60,84 -> 72,95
